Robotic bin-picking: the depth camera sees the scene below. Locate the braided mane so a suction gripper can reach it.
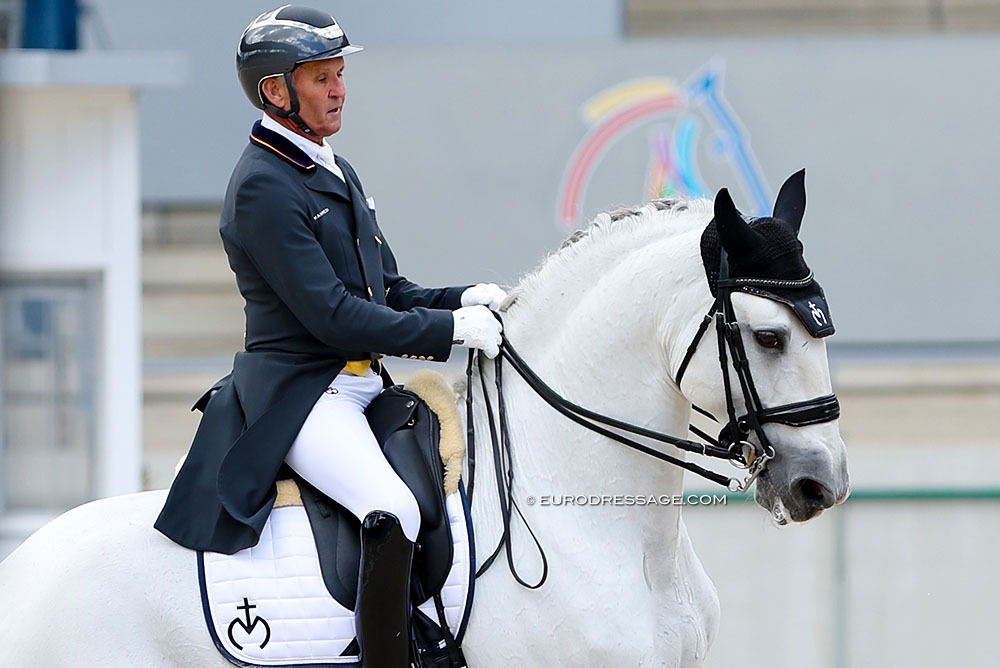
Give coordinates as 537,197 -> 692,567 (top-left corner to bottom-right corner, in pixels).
505,197 -> 713,309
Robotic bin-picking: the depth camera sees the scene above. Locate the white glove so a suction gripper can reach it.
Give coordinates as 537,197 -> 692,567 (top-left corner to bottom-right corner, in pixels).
461,283 -> 508,312
452,305 -> 503,358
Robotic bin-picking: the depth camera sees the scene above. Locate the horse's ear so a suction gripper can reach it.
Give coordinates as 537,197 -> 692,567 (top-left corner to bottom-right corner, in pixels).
715,188 -> 763,256
715,187 -> 742,221
773,169 -> 806,234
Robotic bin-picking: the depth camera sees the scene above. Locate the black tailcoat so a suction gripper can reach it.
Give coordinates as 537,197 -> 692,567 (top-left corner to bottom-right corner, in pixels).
154,122 -> 468,554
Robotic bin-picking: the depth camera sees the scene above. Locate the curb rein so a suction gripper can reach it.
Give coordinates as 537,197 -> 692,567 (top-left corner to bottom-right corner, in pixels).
464,250 -> 840,587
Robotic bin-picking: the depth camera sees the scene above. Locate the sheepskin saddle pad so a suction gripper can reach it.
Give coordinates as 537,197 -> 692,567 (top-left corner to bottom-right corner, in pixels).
198,370 -> 474,667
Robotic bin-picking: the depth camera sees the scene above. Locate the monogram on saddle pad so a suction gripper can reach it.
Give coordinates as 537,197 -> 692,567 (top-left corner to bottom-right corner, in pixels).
197,370 -> 474,668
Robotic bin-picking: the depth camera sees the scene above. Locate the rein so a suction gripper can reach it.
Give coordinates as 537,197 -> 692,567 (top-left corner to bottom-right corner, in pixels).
465,250 -> 841,586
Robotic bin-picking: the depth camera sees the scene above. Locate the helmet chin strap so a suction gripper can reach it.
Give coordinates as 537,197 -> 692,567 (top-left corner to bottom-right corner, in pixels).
263,71 -> 317,137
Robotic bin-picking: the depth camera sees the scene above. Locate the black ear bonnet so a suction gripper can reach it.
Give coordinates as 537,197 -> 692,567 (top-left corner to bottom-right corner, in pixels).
700,183 -> 835,338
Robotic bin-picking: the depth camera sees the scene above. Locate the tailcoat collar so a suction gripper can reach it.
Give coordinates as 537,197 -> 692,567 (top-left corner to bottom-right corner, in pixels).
249,120 -> 316,173
249,121 -> 350,200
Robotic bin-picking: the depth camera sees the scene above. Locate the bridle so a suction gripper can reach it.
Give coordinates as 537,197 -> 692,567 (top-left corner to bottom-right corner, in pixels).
672,249 -> 841,492
465,249 -> 841,587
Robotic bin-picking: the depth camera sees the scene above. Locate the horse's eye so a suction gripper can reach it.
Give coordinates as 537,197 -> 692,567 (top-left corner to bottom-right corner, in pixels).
754,330 -> 783,350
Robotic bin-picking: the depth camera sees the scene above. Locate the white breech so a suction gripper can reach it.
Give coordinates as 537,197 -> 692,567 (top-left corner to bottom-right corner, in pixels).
284,368 -> 421,542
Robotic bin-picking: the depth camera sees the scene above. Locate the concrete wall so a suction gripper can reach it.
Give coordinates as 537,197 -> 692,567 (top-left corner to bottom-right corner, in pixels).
315,36 -> 1000,346
684,491 -> 1000,668
681,358 -> 1000,667
77,0 -> 621,203
627,0 -> 1000,34
684,362 -> 1000,668
140,37 -> 1000,346
72,2 -> 1000,344
69,0 -> 1000,344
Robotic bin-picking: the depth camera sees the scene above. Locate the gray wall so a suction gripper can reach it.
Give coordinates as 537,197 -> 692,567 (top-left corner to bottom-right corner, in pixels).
79,3 -> 1000,345
352,37 -> 1000,346
78,0 -> 622,203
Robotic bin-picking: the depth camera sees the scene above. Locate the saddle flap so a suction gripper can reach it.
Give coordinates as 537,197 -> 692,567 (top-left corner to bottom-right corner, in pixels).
370,386 -> 454,599
299,480 -> 361,609
301,386 -> 455,608
383,416 -> 444,527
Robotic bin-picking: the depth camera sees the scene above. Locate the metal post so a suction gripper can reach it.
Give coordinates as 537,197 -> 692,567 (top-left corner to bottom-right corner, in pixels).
832,506 -> 848,668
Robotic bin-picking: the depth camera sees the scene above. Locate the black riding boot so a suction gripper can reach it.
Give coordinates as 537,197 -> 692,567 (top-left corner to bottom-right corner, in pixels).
356,510 -> 415,668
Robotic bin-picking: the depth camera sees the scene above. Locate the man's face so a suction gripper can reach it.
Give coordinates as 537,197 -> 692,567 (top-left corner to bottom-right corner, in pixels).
289,57 -> 346,138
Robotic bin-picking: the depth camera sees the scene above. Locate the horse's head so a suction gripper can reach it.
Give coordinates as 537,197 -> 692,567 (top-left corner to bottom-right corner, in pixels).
676,171 -> 849,523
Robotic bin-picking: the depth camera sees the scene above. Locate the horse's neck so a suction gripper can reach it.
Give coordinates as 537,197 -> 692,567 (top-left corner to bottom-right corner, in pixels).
501,214 -> 711,448
472,215 -> 712,555
506,210 -> 714,388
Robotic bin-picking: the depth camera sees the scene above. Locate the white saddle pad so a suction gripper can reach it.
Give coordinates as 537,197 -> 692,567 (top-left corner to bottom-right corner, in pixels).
198,488 -> 474,667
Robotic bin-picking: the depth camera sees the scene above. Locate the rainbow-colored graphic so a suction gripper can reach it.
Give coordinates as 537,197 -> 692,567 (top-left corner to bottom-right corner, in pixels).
556,61 -> 770,229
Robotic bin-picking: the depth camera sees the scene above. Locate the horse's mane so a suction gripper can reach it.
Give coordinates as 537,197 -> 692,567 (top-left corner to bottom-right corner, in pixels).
505,196 -> 713,309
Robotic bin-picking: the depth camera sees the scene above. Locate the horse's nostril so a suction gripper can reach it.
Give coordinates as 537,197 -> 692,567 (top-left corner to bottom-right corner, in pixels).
794,477 -> 835,509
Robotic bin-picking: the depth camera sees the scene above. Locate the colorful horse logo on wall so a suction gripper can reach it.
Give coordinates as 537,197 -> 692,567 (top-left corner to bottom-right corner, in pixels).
557,61 -> 770,230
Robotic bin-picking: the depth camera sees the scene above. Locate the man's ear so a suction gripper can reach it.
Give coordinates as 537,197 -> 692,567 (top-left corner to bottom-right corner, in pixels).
260,76 -> 288,110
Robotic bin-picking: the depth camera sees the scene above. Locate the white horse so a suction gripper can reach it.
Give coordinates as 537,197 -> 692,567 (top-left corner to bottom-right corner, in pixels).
0,181 -> 848,667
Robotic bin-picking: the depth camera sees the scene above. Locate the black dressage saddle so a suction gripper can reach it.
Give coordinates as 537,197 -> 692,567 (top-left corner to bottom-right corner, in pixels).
292,385 -> 455,610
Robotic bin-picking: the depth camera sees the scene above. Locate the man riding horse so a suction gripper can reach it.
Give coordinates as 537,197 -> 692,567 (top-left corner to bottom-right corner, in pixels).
154,6 -> 505,666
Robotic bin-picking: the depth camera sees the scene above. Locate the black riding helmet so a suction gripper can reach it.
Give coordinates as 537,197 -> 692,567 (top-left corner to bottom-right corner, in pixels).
237,5 -> 363,135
